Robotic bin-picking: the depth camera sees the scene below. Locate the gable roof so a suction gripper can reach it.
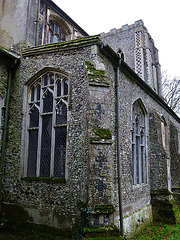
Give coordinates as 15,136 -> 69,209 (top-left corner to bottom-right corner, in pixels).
43,0 -> 89,37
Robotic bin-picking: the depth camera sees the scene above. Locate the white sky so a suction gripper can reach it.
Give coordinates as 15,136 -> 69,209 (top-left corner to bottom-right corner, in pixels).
53,0 -> 180,78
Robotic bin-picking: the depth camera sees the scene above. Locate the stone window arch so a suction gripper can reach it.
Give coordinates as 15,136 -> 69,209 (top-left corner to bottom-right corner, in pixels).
47,16 -> 71,43
131,99 -> 147,184
22,68 -> 69,178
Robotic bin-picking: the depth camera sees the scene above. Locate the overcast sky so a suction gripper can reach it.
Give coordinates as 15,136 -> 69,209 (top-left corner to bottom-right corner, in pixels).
53,0 -> 180,78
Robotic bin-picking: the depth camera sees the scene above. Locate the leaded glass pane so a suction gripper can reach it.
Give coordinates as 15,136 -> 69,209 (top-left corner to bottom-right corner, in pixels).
37,85 -> 41,100
132,144 -> 134,184
31,86 -> 35,101
53,35 -> 59,43
27,71 -> 68,178
50,22 -> 54,31
132,131 -> 134,142
50,74 -> 54,85
44,75 -> 48,86
30,107 -> 39,128
48,31 -> 52,43
64,79 -> 68,95
43,91 -> 53,113
38,21 -> 43,46
40,1 -> 44,15
136,136 -> 139,184
140,131 -> 143,144
141,146 -> 144,183
132,100 -> 146,185
27,130 -> 38,177
54,127 -> 67,178
56,103 -> 67,125
57,80 -> 61,97
40,115 -> 52,177
135,119 -> 138,134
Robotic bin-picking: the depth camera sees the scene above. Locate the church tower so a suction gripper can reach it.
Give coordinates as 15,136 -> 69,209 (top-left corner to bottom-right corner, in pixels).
101,20 -> 162,96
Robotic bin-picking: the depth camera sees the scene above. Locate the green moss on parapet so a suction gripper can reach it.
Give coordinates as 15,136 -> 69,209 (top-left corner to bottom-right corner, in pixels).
22,36 -> 100,56
90,129 -> 112,143
85,61 -> 109,85
93,129 -> 112,140
94,204 -> 115,214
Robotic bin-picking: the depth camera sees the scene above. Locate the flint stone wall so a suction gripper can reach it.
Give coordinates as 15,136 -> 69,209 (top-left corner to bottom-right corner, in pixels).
1,39 -> 179,235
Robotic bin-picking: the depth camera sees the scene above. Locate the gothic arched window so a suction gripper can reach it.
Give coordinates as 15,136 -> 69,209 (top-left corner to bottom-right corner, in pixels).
48,19 -> 68,43
161,116 -> 167,149
131,100 -> 147,184
26,71 -> 68,178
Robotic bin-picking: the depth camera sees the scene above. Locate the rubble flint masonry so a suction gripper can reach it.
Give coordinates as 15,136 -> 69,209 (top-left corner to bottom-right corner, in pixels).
0,0 -> 179,239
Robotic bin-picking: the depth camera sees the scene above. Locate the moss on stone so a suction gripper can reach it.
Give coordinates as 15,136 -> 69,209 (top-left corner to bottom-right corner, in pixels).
85,61 -> 109,85
92,129 -> 112,140
84,225 -> 119,233
90,137 -> 101,143
22,177 -> 66,183
151,189 -> 172,195
94,204 -> 115,214
84,225 -> 122,240
170,199 -> 180,223
23,36 -> 100,56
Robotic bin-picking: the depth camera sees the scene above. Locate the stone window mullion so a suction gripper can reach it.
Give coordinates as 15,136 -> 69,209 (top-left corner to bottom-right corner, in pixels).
50,75 -> 56,177
36,76 -> 43,177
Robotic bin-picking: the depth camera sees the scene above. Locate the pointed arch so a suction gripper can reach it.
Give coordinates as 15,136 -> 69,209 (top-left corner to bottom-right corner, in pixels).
22,68 -> 69,178
25,67 -> 69,86
131,98 -> 147,185
48,15 -> 71,43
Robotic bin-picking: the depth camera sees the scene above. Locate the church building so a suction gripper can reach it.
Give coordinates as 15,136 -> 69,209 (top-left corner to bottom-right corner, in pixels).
0,0 -> 179,239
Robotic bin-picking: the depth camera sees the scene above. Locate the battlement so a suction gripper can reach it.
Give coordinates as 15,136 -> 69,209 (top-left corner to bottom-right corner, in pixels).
101,19 -> 161,96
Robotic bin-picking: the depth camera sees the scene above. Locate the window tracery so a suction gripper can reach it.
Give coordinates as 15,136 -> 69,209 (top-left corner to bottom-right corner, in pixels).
48,19 -> 67,43
131,100 -> 147,184
26,71 -> 68,178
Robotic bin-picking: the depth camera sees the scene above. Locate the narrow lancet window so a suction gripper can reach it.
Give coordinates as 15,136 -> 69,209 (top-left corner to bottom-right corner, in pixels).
132,100 -> 146,184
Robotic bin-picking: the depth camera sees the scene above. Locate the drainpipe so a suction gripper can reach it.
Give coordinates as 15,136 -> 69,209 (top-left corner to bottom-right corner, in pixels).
35,0 -> 40,46
116,60 -> 124,237
99,43 -> 124,237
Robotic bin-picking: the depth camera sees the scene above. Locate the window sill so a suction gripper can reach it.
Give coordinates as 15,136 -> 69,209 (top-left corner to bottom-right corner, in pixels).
132,183 -> 148,189
22,177 -> 66,183
90,139 -> 113,144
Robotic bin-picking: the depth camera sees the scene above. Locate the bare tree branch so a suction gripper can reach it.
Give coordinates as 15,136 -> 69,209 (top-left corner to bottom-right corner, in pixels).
162,71 -> 180,116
